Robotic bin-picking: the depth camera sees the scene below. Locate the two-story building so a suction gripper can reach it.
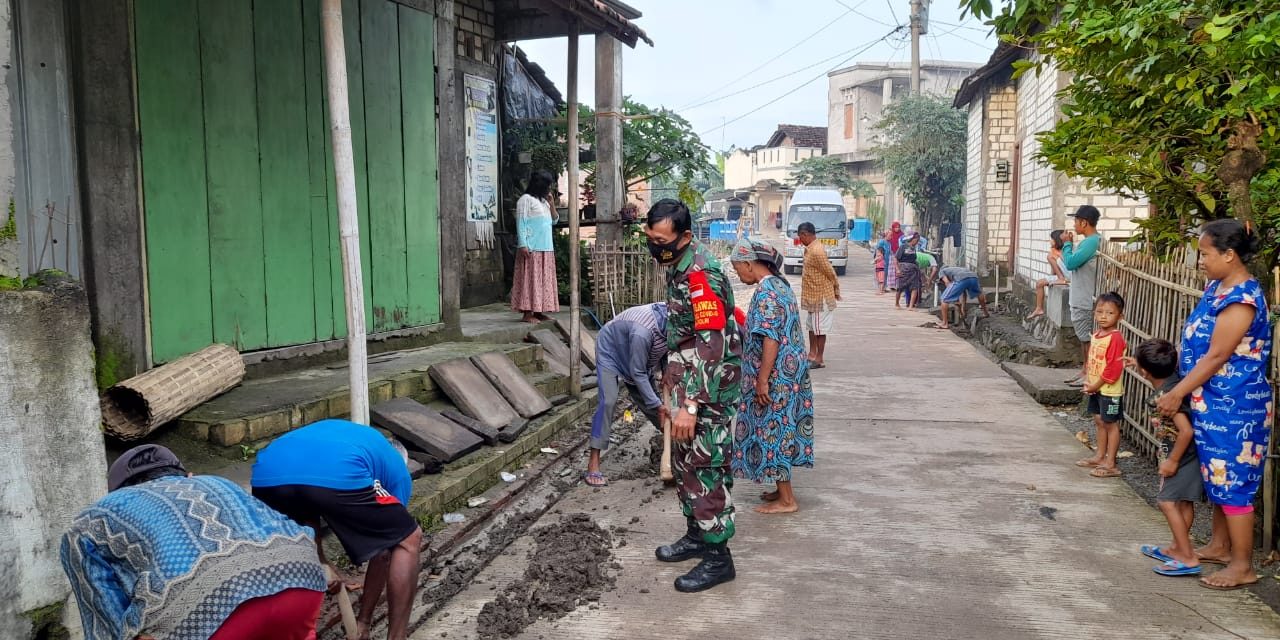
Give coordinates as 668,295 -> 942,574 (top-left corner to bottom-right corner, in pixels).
825,61 -> 980,223
721,124 -> 826,232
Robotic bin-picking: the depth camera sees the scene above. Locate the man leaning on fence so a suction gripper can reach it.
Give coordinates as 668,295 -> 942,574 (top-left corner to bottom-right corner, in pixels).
644,198 -> 743,594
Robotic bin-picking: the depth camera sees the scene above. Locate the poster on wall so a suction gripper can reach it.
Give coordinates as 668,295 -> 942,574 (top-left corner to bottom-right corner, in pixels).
465,74 -> 499,248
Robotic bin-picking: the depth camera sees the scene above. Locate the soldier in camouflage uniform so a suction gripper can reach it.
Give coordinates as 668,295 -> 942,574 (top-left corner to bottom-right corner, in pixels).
643,199 -> 743,593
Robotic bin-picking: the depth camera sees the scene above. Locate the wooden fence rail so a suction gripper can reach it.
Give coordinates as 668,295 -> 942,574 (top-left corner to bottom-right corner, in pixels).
589,243 -> 666,324
1097,247 -> 1278,552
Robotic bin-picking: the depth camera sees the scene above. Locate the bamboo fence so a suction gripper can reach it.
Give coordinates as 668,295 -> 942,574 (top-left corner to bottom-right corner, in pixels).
589,243 -> 666,324
1097,245 -> 1278,551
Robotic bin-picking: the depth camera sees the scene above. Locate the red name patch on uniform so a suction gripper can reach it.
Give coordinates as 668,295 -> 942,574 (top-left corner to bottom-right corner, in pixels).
689,271 -> 726,331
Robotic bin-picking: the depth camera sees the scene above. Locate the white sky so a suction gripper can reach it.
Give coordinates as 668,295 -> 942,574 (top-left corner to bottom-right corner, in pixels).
514,0 -> 996,151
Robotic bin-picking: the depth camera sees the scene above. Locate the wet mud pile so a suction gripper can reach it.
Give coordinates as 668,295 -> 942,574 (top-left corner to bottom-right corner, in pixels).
475,514 -> 617,638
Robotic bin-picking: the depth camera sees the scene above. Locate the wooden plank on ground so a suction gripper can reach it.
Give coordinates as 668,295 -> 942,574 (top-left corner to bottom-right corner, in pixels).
553,317 -> 598,369
470,351 -> 552,419
370,397 -> 483,463
439,408 -> 501,445
428,358 -> 522,430
528,329 -> 573,377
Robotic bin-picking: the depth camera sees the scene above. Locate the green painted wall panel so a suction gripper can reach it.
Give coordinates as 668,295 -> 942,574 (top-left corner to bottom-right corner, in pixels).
362,0 -> 409,332
255,0 -> 318,346
135,0 -> 213,363
199,0 -> 267,350
135,0 -> 440,362
344,0 -> 375,327
399,6 -> 441,325
301,0 -> 337,340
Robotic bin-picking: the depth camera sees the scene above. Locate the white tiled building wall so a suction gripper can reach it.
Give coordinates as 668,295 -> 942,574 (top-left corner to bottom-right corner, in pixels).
1061,183 -> 1148,245
1013,58 -> 1148,283
1014,56 -> 1060,283
962,102 -> 983,270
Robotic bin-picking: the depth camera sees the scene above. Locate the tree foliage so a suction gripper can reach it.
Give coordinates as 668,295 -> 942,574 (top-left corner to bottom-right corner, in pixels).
571,98 -> 717,190
873,94 -> 968,241
788,155 -> 876,199
960,0 -> 1280,265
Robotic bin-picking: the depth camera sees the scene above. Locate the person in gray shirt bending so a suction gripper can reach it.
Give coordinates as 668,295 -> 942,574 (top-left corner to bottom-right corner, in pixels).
584,303 -> 670,486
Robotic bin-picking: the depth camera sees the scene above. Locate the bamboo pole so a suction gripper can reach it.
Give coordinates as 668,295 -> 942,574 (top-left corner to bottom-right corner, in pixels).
321,0 -> 370,426
567,23 -> 582,398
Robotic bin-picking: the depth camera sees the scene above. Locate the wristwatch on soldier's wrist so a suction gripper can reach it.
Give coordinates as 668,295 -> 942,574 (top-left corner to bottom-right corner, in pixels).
684,402 -> 698,416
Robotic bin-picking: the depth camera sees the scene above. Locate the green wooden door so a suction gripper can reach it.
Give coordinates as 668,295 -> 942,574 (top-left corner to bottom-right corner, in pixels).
135,0 -> 440,364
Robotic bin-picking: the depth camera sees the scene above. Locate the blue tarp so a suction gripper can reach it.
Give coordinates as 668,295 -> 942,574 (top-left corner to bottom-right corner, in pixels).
849,218 -> 872,242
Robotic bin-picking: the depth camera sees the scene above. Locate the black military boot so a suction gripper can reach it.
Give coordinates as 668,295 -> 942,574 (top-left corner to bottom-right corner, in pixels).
654,518 -> 706,562
674,543 -> 735,593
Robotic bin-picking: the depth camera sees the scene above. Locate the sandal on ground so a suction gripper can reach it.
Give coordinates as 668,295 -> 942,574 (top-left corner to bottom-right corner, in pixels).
583,471 -> 608,487
1198,576 -> 1257,591
1140,545 -> 1173,563
1075,459 -> 1101,468
811,363 -> 826,369
1025,310 -> 1045,320
1089,466 -> 1122,478
1153,560 -> 1201,577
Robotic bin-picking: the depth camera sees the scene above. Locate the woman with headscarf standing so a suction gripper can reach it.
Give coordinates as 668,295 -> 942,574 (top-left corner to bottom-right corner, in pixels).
894,232 -> 923,309
728,238 -> 814,514
1156,219 -> 1272,591
511,171 -> 559,323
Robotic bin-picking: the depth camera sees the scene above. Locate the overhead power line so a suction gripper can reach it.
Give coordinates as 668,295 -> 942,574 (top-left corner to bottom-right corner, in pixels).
677,1 -> 868,110
831,0 -> 897,28
681,31 -> 910,113
699,26 -> 907,138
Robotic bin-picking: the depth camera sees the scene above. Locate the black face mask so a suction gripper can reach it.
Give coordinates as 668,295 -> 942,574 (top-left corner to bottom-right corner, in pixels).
648,236 -> 688,264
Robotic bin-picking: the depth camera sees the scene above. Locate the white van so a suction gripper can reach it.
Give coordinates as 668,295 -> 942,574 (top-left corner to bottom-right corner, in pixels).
783,187 -> 848,276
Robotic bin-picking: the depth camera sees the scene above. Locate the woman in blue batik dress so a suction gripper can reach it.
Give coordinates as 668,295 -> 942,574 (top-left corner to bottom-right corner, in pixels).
727,238 -> 814,515
1157,219 -> 1273,591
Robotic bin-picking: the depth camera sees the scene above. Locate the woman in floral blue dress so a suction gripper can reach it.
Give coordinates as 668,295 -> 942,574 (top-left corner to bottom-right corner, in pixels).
1157,219 -> 1272,591
728,238 -> 814,515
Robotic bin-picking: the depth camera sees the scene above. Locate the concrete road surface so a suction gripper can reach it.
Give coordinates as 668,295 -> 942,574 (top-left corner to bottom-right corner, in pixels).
412,253 -> 1280,640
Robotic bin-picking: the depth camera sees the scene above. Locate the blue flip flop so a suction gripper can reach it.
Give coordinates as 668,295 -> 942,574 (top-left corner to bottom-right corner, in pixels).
1140,545 -> 1173,563
1153,560 -> 1202,576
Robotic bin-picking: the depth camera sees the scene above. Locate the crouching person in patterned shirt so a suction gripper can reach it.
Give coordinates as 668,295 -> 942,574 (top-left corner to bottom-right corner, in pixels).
252,419 -> 423,640
61,444 -> 326,640
644,198 -> 744,593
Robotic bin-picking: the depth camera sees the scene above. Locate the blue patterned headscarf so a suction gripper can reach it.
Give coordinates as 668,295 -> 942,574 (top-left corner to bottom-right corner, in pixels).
730,237 -> 783,276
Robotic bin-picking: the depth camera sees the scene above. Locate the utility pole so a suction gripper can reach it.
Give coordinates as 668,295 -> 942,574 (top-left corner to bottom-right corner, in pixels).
909,0 -> 922,94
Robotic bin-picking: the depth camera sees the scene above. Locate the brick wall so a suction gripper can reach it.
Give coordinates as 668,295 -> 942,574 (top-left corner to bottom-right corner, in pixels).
962,101 -> 983,270
455,0 -> 496,66
983,87 -> 1017,271
962,84 -> 1018,274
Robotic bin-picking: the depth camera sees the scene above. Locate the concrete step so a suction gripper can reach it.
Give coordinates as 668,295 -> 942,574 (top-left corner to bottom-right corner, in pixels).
971,314 -> 1078,367
165,382 -> 598,528
1001,362 -> 1085,405
175,342 -> 546,450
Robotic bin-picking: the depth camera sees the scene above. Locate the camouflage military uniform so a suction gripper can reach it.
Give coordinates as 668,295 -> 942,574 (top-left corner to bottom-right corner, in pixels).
663,241 -> 743,544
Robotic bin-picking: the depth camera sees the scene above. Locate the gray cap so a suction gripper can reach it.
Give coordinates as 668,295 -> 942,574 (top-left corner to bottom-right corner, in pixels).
108,444 -> 186,491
